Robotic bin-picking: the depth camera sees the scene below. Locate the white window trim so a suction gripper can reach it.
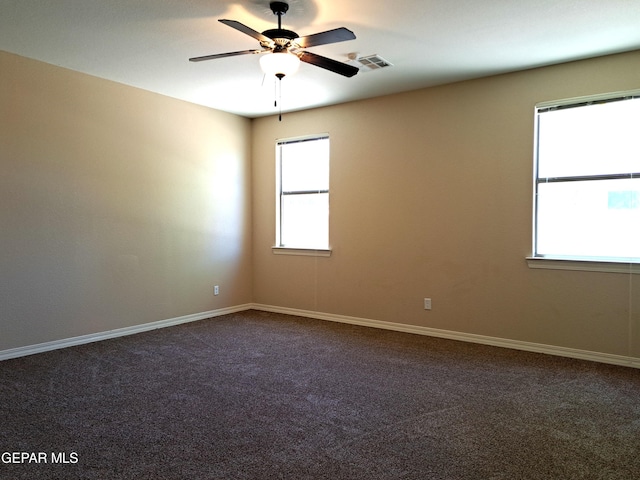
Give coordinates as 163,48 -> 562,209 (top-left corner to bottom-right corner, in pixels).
272,247 -> 332,257
535,88 -> 640,110
530,89 -> 640,271
274,134 -> 330,252
526,256 -> 640,274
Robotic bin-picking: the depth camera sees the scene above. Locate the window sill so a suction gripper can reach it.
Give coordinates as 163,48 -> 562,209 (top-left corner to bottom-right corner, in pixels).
272,247 -> 332,257
526,257 -> 640,274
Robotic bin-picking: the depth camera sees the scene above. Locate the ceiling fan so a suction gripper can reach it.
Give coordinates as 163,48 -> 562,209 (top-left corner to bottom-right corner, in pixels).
189,1 -> 359,78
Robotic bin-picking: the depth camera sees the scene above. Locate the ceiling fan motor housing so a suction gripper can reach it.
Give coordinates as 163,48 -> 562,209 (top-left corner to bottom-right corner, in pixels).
262,29 -> 298,41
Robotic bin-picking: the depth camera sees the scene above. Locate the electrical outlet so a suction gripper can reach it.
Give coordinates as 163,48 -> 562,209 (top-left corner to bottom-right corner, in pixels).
214,285 -> 219,296
424,298 -> 432,310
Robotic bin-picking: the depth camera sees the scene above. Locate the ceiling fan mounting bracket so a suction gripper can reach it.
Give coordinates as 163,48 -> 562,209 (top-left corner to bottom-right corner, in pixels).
269,2 -> 289,16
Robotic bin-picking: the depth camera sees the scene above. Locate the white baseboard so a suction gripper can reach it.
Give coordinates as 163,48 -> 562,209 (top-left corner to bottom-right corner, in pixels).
252,304 -> 640,370
0,304 -> 253,361
2,302 -> 638,370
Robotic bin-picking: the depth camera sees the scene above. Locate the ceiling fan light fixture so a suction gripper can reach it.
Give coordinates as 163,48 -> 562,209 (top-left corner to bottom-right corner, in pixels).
260,51 -> 300,78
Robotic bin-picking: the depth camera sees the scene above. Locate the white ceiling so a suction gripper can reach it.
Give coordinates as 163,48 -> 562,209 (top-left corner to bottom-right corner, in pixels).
3,0 -> 640,118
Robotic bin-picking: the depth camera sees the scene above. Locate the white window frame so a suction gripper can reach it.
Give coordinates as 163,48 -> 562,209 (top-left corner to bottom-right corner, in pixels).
528,89 -> 640,273
272,134 -> 331,257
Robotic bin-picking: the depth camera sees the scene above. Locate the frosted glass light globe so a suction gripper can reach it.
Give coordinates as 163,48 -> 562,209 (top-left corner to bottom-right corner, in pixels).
260,52 -> 300,77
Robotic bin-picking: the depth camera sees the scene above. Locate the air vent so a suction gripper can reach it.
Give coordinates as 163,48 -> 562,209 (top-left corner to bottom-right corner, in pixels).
355,54 -> 393,71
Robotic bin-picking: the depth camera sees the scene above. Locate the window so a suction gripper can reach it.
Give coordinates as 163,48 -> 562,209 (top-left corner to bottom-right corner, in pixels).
275,135 -> 330,250
533,91 -> 640,263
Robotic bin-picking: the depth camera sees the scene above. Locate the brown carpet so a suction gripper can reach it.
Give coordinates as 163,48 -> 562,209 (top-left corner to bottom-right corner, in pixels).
1,310 -> 639,479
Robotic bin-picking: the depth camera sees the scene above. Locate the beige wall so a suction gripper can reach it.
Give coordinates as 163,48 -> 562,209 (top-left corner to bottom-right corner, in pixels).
2,48 -> 639,361
1,51 -> 252,350
252,50 -> 640,359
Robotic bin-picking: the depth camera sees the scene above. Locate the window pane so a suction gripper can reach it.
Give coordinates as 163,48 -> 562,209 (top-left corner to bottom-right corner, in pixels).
281,193 -> 328,248
538,99 -> 640,178
536,178 -> 640,259
281,139 -> 329,192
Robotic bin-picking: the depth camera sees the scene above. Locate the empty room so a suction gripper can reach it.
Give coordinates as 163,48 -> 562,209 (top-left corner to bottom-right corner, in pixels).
1,1 -> 639,478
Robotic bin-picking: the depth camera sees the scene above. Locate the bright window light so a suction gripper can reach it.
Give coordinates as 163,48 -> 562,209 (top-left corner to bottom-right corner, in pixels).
276,136 -> 329,249
534,92 -> 640,262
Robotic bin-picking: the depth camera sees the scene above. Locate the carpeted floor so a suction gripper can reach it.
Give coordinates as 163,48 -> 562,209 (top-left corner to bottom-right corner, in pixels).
1,310 -> 639,479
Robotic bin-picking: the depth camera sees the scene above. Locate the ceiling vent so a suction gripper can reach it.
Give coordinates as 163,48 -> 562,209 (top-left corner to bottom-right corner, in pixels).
349,54 -> 393,72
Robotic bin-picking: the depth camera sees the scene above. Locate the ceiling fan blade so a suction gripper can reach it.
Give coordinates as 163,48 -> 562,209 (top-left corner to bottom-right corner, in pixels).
298,51 -> 359,77
219,19 -> 273,44
296,27 -> 356,48
189,49 -> 264,62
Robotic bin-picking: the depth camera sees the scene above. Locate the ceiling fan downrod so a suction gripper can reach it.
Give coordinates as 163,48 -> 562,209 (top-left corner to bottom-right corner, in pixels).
270,1 -> 289,29
262,1 -> 298,48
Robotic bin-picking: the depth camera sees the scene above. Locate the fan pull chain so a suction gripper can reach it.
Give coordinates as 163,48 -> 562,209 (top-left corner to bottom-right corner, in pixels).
273,74 -> 284,121
278,77 -> 282,121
